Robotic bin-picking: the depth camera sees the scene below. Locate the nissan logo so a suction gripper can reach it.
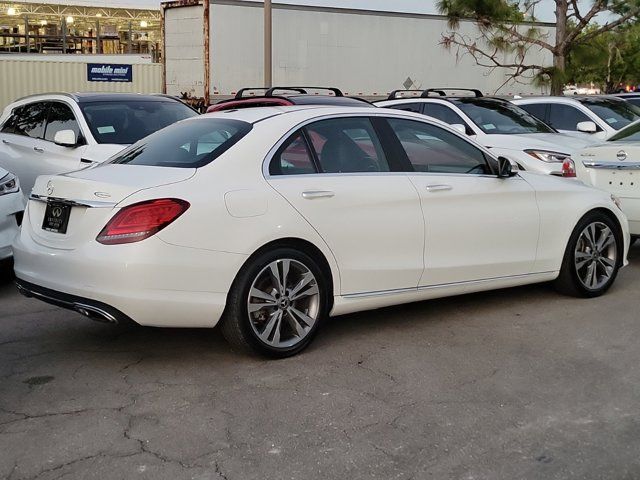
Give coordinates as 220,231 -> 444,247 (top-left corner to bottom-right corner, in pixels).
47,181 -> 54,195
617,150 -> 627,161
52,207 -> 63,218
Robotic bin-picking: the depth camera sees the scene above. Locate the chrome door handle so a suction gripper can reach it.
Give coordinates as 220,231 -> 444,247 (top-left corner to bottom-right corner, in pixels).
302,190 -> 335,200
33,146 -> 44,153
426,184 -> 452,192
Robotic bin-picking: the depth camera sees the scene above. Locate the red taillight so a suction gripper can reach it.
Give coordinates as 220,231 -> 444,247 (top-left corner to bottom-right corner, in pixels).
97,198 -> 190,245
562,159 -> 577,178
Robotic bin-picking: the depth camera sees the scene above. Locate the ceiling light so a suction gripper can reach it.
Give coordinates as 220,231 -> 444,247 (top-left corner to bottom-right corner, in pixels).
40,20 -> 47,26
66,16 -> 74,24
139,20 -> 148,28
7,7 -> 17,16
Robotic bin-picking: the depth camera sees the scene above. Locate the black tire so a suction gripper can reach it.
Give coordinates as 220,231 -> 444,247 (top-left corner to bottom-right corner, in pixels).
220,247 -> 329,358
554,211 -> 622,298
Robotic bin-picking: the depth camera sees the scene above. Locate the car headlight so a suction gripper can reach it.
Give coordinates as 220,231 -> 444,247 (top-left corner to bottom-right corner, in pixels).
611,194 -> 623,210
0,173 -> 19,196
525,150 -> 572,163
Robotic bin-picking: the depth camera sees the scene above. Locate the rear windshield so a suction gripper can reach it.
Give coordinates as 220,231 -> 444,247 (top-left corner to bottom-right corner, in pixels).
110,118 -> 252,168
608,120 -> 640,142
80,100 -> 198,145
580,98 -> 640,130
454,98 -> 555,134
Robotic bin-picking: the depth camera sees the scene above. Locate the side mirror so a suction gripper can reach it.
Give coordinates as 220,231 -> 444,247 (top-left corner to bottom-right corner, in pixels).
451,124 -> 467,134
53,129 -> 77,147
577,121 -> 598,134
497,156 -> 517,178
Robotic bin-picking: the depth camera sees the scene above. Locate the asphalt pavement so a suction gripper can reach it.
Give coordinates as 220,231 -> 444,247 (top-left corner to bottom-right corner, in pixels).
1,248 -> 640,480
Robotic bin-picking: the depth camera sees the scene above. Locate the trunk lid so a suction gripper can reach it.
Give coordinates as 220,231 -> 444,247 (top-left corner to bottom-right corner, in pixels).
579,143 -> 640,222
27,164 -> 195,250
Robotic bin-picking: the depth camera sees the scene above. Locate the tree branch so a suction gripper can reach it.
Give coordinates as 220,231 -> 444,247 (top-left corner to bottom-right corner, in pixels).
575,8 -> 640,45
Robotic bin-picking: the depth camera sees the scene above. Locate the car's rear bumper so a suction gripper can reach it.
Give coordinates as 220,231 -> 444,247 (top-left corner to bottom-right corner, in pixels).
15,278 -> 137,325
12,229 -> 248,328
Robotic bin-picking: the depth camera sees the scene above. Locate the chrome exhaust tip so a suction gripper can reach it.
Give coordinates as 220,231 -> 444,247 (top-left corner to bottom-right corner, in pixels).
74,304 -> 118,324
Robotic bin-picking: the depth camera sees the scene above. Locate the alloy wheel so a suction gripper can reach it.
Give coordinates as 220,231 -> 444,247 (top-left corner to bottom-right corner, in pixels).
247,259 -> 320,349
574,221 -> 617,290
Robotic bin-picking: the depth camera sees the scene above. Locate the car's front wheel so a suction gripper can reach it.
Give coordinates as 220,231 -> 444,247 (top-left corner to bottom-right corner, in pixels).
554,212 -> 622,298
220,248 -> 329,357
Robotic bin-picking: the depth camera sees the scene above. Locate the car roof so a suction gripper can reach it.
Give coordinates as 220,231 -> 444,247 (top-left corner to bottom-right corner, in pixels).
201,105 -> 421,124
13,92 -> 184,105
514,95 -> 624,102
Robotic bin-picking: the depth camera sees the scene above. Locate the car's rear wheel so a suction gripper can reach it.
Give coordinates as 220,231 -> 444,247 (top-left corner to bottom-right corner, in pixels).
220,248 -> 329,357
554,212 -> 622,298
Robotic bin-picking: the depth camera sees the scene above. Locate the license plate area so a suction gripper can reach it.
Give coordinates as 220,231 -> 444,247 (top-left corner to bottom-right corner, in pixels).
42,202 -> 71,234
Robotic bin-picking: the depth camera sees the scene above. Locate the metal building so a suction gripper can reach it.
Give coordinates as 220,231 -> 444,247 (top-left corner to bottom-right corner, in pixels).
162,0 -> 556,105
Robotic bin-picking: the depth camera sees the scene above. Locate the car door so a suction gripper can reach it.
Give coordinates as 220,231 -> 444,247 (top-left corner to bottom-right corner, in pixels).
384,117 -> 539,286
0,101 -> 49,196
266,116 -> 425,295
37,101 -> 86,181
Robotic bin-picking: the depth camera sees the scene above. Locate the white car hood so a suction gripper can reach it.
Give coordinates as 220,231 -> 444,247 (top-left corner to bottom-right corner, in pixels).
484,133 -> 597,154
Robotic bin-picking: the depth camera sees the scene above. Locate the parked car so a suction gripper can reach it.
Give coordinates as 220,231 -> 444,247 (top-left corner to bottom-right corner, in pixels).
0,93 -> 199,196
612,93 -> 640,108
14,106 -> 629,357
0,167 -> 23,262
577,120 -> 640,238
207,87 -> 373,112
512,96 -> 640,141
378,89 -> 594,176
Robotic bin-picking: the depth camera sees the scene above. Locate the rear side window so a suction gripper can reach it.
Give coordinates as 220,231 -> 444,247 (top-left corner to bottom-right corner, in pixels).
81,100 -> 198,145
547,104 -> 592,131
1,102 -> 48,139
270,131 -> 317,175
389,103 -> 424,114
305,117 -> 389,173
45,102 -> 81,142
110,119 -> 252,168
387,118 -> 490,174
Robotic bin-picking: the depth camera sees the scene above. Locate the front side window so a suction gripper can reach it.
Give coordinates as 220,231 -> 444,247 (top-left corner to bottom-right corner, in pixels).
270,131 -> 317,175
44,102 -> 81,143
581,98 -> 640,130
547,104 -> 593,131
305,117 -> 389,173
455,98 -> 555,134
422,103 -> 471,130
387,118 -> 491,174
1,102 -> 48,139
518,103 -> 548,123
81,100 -> 198,145
110,118 -> 251,168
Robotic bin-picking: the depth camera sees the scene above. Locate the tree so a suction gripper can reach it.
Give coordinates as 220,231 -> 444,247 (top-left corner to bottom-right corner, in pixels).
567,23 -> 640,92
438,0 -> 640,94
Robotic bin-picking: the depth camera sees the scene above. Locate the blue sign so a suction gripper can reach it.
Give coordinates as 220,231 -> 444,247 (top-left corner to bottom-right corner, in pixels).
87,64 -> 133,83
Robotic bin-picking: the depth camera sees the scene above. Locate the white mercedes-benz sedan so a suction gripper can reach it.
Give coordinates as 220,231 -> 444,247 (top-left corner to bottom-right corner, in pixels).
0,167 -> 23,261
13,106 -> 630,357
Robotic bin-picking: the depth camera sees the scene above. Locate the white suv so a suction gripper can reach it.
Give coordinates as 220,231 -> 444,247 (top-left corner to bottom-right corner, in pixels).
378,89 -> 595,176
0,167 -> 23,261
0,93 -> 198,197
512,95 -> 640,141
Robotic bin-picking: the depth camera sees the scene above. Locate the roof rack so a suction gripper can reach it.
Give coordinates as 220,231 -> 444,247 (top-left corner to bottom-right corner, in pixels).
423,88 -> 484,98
265,86 -> 344,97
387,89 -> 445,100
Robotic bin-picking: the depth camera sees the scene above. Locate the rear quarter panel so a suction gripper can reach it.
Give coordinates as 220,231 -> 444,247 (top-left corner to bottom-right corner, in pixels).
520,172 -> 629,272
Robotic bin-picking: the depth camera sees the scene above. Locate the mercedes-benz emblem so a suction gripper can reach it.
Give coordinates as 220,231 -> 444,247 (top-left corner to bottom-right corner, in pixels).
52,207 -> 62,218
617,150 -> 627,161
47,181 -> 54,195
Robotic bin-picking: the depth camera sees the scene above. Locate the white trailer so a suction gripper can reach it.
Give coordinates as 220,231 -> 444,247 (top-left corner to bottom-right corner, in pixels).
162,0 -> 555,105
